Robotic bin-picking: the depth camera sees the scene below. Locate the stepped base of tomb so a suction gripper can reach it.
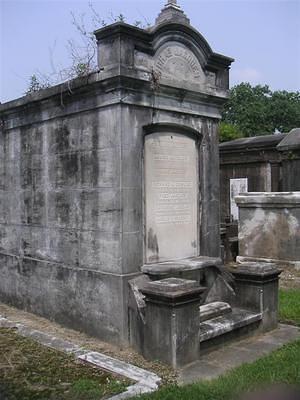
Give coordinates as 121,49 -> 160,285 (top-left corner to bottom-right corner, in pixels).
133,261 -> 281,368
199,305 -> 262,353
199,301 -> 232,322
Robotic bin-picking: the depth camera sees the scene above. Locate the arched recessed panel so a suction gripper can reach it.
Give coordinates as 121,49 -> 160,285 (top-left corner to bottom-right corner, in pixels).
145,132 -> 199,263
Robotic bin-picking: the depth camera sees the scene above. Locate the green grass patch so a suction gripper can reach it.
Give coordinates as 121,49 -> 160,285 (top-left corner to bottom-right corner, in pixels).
0,328 -> 129,400
279,288 -> 300,326
135,339 -> 300,400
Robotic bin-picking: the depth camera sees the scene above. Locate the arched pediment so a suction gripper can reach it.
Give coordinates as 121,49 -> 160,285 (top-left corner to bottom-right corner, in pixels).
95,5 -> 233,90
151,22 -> 213,67
133,21 -> 232,87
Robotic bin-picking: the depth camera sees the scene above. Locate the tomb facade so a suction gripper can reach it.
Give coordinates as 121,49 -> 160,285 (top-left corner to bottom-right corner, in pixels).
0,1 -> 282,367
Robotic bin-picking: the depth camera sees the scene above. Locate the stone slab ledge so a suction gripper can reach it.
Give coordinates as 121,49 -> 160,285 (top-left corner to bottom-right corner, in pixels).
235,192 -> 300,207
237,256 -> 300,271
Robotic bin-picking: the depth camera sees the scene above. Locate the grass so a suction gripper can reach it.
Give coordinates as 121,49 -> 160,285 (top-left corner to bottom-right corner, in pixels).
0,328 -> 129,400
279,288 -> 300,326
132,288 -> 300,400
134,339 -> 300,400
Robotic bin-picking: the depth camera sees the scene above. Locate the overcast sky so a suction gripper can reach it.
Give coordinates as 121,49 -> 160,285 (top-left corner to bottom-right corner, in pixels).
0,0 -> 299,103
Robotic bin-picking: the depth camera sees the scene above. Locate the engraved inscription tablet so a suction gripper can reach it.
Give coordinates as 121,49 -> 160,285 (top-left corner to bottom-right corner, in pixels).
134,43 -> 205,84
154,44 -> 204,82
145,133 -> 198,263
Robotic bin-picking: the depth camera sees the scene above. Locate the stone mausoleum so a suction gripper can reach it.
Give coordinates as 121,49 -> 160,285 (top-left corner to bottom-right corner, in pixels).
220,128 -> 300,223
0,0 -> 282,367
219,129 -> 300,263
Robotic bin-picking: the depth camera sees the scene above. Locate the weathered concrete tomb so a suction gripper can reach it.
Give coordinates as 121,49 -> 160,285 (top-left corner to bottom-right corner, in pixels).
0,0 -> 283,368
220,128 -> 300,223
236,192 -> 300,269
219,129 -> 300,262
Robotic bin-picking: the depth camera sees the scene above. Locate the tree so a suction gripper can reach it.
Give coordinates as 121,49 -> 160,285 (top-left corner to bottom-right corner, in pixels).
25,75 -> 50,95
219,122 -> 243,142
267,90 -> 300,133
25,5 -> 151,94
221,83 -> 300,140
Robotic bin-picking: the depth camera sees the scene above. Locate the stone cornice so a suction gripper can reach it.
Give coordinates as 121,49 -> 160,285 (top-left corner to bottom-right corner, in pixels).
0,75 -> 226,130
94,22 -> 234,70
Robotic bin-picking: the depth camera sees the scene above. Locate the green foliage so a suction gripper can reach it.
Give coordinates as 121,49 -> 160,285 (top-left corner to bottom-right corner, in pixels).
268,90 -> 300,133
69,379 -> 104,400
219,122 -> 243,142
74,62 -> 90,77
136,339 -> 300,400
69,377 -> 127,400
279,289 -> 300,326
25,74 -> 49,95
222,83 -> 300,137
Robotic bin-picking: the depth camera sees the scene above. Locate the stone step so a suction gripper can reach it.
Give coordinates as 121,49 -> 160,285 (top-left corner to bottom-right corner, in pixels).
199,301 -> 232,323
200,308 -> 262,343
141,256 -> 222,278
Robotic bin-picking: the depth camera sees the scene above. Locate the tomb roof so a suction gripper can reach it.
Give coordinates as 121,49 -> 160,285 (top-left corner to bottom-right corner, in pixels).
277,128 -> 300,151
220,133 -> 286,152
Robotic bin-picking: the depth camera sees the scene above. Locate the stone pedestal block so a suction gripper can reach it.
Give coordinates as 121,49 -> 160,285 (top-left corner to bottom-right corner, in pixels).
141,278 -> 205,368
230,263 -> 281,331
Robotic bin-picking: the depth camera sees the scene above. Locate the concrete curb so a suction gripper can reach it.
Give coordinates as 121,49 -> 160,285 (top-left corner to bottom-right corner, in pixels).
0,315 -> 161,399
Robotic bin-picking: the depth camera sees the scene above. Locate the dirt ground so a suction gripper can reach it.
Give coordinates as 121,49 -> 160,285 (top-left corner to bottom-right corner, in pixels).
0,302 -> 176,386
279,266 -> 300,289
